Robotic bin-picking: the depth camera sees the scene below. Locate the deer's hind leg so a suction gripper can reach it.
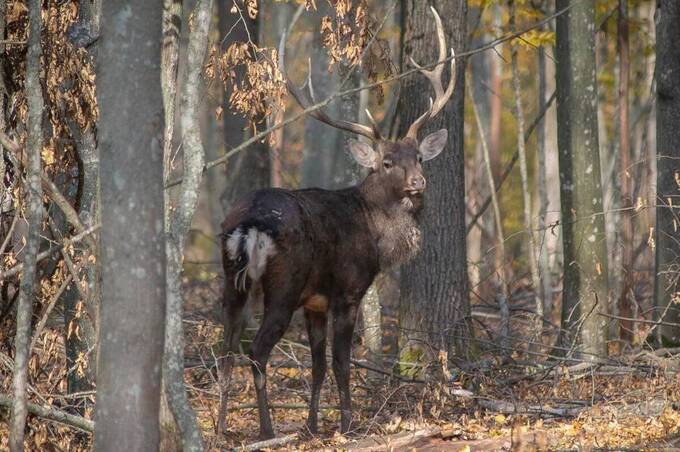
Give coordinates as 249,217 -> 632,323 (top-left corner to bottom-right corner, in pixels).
217,278 -> 250,436
250,271 -> 303,440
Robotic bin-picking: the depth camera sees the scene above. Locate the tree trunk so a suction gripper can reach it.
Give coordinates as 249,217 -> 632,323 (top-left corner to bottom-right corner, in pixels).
162,0 -> 212,449
536,11 -> 553,321
219,0 -> 270,208
397,0 -> 472,365
159,0 -> 183,448
510,6 -> 543,346
617,0 -> 633,342
654,0 -> 680,345
9,0 -> 43,448
62,0 -> 101,407
94,1 -> 167,450
301,3 -> 341,189
555,0 -> 609,359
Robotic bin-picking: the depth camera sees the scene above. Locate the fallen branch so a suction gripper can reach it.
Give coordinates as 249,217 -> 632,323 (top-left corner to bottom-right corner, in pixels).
0,394 -> 94,432
478,399 -> 582,417
347,427 -> 441,451
230,433 -> 298,452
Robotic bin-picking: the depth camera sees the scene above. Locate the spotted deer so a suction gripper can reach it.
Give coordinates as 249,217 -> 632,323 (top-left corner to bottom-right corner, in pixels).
217,6 -> 456,439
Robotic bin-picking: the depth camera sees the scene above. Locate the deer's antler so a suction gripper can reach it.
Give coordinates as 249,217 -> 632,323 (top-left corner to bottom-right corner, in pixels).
405,6 -> 457,141
278,13 -> 381,142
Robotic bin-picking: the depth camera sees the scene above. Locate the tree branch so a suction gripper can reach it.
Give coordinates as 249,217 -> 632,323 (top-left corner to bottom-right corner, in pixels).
166,5 -> 571,189
0,224 -> 100,281
0,394 -> 95,433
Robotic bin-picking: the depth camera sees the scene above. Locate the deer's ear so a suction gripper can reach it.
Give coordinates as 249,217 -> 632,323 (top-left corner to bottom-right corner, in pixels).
349,140 -> 378,168
419,129 -> 447,161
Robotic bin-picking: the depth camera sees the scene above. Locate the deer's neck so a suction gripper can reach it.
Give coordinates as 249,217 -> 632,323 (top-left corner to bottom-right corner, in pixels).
356,176 -> 422,269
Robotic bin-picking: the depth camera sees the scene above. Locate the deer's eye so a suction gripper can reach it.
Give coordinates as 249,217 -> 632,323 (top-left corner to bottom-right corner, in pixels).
417,155 -> 423,164
383,160 -> 393,170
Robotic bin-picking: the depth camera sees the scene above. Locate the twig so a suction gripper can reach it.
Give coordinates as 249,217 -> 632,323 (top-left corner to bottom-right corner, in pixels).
29,273 -> 73,352
0,131 -> 95,250
0,223 -> 100,281
0,210 -> 19,256
0,394 -> 94,433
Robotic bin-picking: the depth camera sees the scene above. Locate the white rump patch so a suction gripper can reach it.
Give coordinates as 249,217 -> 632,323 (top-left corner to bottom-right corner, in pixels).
226,227 -> 243,260
245,228 -> 276,281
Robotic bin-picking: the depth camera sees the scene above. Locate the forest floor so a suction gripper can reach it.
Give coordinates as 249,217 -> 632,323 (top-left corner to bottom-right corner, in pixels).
182,280 -> 680,451
2,277 -> 680,450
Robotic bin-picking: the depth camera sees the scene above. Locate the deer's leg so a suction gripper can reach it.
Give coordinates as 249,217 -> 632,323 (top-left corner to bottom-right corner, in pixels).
331,301 -> 358,434
304,309 -> 328,434
217,282 -> 249,436
250,298 -> 296,440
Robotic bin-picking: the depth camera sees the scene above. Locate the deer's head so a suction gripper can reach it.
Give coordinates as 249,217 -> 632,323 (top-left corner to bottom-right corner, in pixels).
279,6 -> 455,207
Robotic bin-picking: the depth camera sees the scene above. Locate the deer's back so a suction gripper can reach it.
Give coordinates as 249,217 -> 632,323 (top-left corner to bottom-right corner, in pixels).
221,187 -> 380,303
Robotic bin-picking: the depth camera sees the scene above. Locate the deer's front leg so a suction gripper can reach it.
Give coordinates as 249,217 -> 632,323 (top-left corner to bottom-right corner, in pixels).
331,301 -> 358,434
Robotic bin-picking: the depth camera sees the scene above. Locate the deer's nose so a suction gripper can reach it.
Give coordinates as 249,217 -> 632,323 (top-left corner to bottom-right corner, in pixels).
409,175 -> 426,191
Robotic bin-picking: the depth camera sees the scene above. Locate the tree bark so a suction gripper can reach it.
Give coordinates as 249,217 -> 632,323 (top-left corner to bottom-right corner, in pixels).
219,0 -> 270,207
555,0 -> 609,359
162,0 -> 212,450
94,2 -> 167,450
63,0 -> 101,401
510,6 -> 543,346
160,0 -> 183,448
9,0 -> 43,448
617,0 -> 633,342
397,0 -> 472,364
536,34 -> 553,318
654,0 -> 680,345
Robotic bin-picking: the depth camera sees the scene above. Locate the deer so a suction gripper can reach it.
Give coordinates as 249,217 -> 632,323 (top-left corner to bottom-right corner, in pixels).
217,6 -> 456,440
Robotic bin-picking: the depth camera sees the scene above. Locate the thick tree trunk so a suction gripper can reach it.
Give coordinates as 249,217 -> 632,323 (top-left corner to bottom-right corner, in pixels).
9,0 -> 43,448
397,0 -> 471,364
94,2 -> 167,450
555,0 -> 609,359
654,1 -> 680,345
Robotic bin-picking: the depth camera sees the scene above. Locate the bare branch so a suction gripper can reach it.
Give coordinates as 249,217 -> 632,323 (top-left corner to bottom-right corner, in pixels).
0,394 -> 94,433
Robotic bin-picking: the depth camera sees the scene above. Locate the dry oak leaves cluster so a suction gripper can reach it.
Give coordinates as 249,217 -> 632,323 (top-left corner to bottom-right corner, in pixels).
208,0 -> 393,139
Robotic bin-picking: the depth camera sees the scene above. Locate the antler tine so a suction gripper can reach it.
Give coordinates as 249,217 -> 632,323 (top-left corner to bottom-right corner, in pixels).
405,6 -> 457,140
278,9 -> 380,141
